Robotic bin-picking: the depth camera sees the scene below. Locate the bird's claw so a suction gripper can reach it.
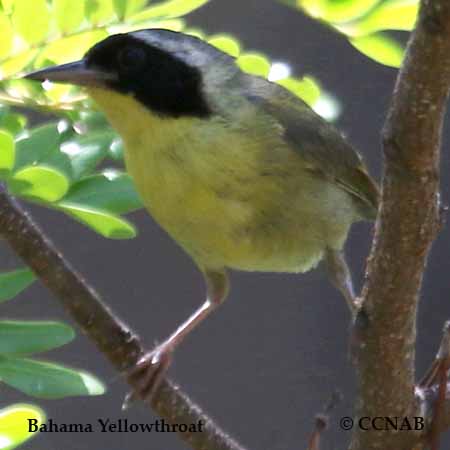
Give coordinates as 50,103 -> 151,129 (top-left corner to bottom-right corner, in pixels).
123,346 -> 173,410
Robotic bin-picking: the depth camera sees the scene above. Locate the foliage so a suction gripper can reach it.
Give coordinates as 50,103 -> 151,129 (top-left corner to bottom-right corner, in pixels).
281,0 -> 418,67
0,268 -> 105,399
0,404 -> 45,449
0,117 -> 141,238
0,268 -> 104,446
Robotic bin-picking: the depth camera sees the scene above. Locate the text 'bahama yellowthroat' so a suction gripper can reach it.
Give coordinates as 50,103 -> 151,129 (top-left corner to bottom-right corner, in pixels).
25,29 -> 378,401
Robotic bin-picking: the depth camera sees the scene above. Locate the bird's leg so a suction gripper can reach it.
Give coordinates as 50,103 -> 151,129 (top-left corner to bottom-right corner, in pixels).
124,269 -> 229,407
324,248 -> 358,314
325,249 -> 371,364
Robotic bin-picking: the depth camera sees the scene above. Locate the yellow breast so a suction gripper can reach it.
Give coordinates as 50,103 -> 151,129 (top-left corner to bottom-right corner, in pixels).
88,88 -> 264,268
88,88 -> 355,273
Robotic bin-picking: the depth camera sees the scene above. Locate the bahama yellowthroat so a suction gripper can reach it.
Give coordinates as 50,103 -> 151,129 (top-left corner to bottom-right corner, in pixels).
25,29 -> 378,400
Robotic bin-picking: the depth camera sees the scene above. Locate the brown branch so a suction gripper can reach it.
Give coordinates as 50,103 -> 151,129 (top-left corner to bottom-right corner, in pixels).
350,1 -> 450,450
422,381 -> 450,436
416,321 -> 450,450
427,329 -> 450,450
0,187 -> 248,450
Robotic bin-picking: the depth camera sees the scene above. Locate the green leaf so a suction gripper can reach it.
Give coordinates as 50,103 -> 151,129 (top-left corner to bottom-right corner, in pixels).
1,0 -> 14,13
12,0 -> 50,44
129,0 -> 209,22
108,17 -> 185,33
184,28 -> 205,39
61,130 -> 113,179
0,50 -> 38,79
0,130 -> 14,177
0,404 -> 46,450
9,166 -> 70,202
64,170 -> 143,214
0,13 -> 13,59
113,0 -> 147,19
0,269 -> 35,303
85,0 -> 116,24
14,123 -> 73,178
14,124 -> 60,170
237,53 -> 271,77
295,0 -> 382,23
337,0 -> 418,36
0,356 -> 105,398
76,111 -> 110,131
3,79 -> 47,104
40,83 -> 75,104
278,76 -> 321,106
208,34 -> 240,57
57,202 -> 137,239
53,0 -> 85,34
35,30 -> 108,67
0,321 -> 75,355
0,113 -> 27,136
350,33 -> 404,67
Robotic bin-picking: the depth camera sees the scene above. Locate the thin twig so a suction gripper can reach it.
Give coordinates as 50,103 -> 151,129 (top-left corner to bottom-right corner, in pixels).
350,1 -> 450,449
306,391 -> 341,450
0,186 -> 248,450
417,321 -> 450,450
429,346 -> 449,450
306,415 -> 327,450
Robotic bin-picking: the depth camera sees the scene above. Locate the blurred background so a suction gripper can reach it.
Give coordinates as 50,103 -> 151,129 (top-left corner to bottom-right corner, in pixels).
1,0 -> 450,449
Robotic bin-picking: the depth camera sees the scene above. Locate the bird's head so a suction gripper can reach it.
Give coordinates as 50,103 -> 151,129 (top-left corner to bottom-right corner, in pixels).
25,29 -> 238,119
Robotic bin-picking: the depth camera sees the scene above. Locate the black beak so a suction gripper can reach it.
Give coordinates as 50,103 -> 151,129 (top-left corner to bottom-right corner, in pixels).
23,60 -> 117,87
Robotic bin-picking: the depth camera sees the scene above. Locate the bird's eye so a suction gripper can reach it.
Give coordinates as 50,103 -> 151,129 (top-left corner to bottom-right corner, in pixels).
117,46 -> 147,70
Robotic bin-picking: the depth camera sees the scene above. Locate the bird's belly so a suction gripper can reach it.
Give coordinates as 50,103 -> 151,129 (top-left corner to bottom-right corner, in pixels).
120,112 -> 356,274
125,147 -> 352,273
126,148 -> 258,269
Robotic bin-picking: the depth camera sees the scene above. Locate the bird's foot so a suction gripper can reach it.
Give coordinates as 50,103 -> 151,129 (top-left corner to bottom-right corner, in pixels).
123,344 -> 173,410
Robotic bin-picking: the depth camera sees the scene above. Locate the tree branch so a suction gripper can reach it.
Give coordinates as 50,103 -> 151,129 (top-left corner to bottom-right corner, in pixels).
0,186 -> 248,450
413,321 -> 450,450
423,322 -> 450,450
350,1 -> 450,449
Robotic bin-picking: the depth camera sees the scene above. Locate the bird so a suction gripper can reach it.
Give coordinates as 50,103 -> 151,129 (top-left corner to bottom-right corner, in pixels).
24,28 -> 378,402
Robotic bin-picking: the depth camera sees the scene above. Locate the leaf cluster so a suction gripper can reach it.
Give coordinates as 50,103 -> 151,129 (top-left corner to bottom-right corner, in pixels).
283,0 -> 417,67
0,269 -> 104,448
